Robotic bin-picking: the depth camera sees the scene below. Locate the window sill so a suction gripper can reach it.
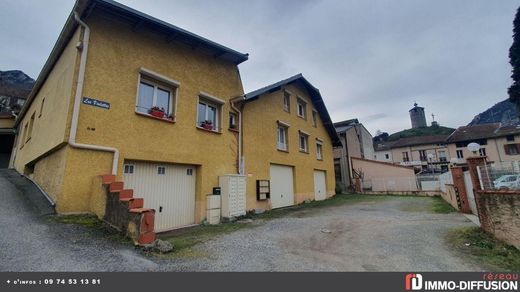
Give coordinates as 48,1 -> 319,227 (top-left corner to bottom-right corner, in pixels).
135,111 -> 175,123
196,126 -> 222,134
299,150 -> 309,154
277,148 -> 289,153
228,128 -> 240,133
317,158 -> 323,161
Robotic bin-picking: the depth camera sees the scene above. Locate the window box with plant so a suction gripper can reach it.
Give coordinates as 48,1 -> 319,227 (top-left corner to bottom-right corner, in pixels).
149,106 -> 165,118
136,71 -> 177,122
200,120 -> 214,130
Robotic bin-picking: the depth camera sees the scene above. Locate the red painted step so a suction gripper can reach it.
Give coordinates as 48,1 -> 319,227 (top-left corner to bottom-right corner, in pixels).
109,181 -> 124,193
120,198 -> 144,209
129,207 -> 154,214
119,189 -> 133,199
138,231 -> 156,245
101,174 -> 116,185
140,211 -> 155,233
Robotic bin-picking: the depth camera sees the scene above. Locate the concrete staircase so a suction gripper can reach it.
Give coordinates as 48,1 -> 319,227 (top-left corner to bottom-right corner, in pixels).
101,174 -> 156,245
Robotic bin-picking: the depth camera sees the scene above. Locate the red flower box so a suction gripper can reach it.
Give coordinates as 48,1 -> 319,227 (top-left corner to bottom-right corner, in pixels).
150,110 -> 165,118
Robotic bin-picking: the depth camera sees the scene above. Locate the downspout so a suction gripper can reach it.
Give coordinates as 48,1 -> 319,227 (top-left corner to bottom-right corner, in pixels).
230,99 -> 243,174
71,12 -> 119,175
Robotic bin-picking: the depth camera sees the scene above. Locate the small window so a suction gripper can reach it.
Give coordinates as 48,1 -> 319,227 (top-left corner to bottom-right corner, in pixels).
39,98 -> 45,118
124,164 -> 134,174
402,152 -> 409,162
19,123 -> 28,148
312,111 -> 317,127
507,135 -> 515,142
283,91 -> 290,112
277,125 -> 288,151
456,150 -> 464,159
197,97 -> 221,132
229,112 -> 238,130
297,98 -> 306,119
187,168 -> 193,176
136,76 -> 175,120
505,144 -> 520,155
316,142 -> 323,160
419,150 -> 427,161
438,151 -> 447,162
479,148 -> 486,157
27,112 -> 35,142
385,154 -> 389,159
157,166 -> 166,175
299,132 -> 309,152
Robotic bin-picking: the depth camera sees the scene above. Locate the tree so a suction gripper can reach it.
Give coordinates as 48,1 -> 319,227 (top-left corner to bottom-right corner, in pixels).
508,6 -> 520,113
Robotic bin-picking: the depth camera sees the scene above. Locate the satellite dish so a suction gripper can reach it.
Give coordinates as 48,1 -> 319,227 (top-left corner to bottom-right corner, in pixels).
467,142 -> 480,153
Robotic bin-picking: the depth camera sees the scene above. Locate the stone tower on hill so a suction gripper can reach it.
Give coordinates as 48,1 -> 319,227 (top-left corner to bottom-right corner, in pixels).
409,102 -> 427,128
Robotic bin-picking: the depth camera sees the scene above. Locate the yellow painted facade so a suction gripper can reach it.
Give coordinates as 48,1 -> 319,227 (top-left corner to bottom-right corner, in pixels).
242,82 -> 336,210
12,4 -> 337,224
65,13 -> 243,220
12,27 -> 81,210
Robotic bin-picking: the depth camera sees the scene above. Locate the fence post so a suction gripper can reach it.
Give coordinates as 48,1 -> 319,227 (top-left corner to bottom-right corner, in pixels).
450,166 -> 471,213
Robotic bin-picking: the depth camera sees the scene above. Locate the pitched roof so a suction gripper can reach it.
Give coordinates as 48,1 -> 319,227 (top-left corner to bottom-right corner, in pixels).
244,74 -> 341,147
16,0 -> 248,126
333,119 -> 359,134
446,123 -> 520,143
374,135 -> 448,151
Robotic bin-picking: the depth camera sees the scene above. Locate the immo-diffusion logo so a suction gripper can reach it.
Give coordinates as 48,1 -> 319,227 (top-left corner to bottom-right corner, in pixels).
406,273 -> 423,291
405,273 -> 518,291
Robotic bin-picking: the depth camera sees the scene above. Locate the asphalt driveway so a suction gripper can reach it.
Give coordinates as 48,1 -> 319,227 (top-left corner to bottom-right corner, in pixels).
0,169 -> 157,272
0,169 -> 483,271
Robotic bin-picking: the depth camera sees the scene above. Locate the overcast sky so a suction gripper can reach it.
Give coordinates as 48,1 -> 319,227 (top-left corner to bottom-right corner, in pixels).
1,0 -> 518,134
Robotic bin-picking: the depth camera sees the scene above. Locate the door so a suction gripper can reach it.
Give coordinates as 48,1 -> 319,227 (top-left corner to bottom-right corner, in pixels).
314,170 -> 327,201
123,161 -> 196,232
270,164 -> 294,209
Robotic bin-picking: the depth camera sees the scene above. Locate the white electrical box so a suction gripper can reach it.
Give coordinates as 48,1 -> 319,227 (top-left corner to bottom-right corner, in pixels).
206,194 -> 221,225
219,175 -> 247,218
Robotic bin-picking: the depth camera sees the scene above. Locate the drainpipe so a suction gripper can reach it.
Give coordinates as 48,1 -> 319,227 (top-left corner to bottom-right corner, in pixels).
71,12 -> 119,175
230,98 -> 243,174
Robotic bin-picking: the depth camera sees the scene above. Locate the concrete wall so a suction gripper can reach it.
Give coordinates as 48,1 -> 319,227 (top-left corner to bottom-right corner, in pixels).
447,134 -> 520,164
242,81 -> 336,210
475,190 -> 520,249
390,144 -> 449,164
359,125 -> 374,160
442,184 -> 460,210
374,149 -> 393,162
351,157 -> 417,192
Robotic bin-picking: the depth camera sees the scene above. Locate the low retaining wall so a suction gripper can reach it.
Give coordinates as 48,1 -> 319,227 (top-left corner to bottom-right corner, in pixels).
475,190 -> 520,249
441,184 -> 460,210
361,191 -> 441,197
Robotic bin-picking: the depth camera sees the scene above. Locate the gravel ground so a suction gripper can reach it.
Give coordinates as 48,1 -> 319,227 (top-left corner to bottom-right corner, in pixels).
0,169 -> 483,271
156,197 -> 483,271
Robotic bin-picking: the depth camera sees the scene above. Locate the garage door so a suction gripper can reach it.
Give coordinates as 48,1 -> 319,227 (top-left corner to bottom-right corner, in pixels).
314,170 -> 327,201
123,161 -> 196,232
270,164 -> 294,209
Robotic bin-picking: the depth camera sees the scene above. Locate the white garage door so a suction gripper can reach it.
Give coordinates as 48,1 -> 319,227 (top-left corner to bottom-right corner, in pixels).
270,164 -> 294,209
123,161 -> 196,232
314,170 -> 327,201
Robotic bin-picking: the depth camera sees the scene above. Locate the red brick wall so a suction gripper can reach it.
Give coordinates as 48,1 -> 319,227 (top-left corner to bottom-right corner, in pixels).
475,190 -> 520,249
451,167 -> 471,213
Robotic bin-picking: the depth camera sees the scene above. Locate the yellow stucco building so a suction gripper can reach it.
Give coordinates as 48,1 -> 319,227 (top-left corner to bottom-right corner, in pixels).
11,0 -> 339,235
